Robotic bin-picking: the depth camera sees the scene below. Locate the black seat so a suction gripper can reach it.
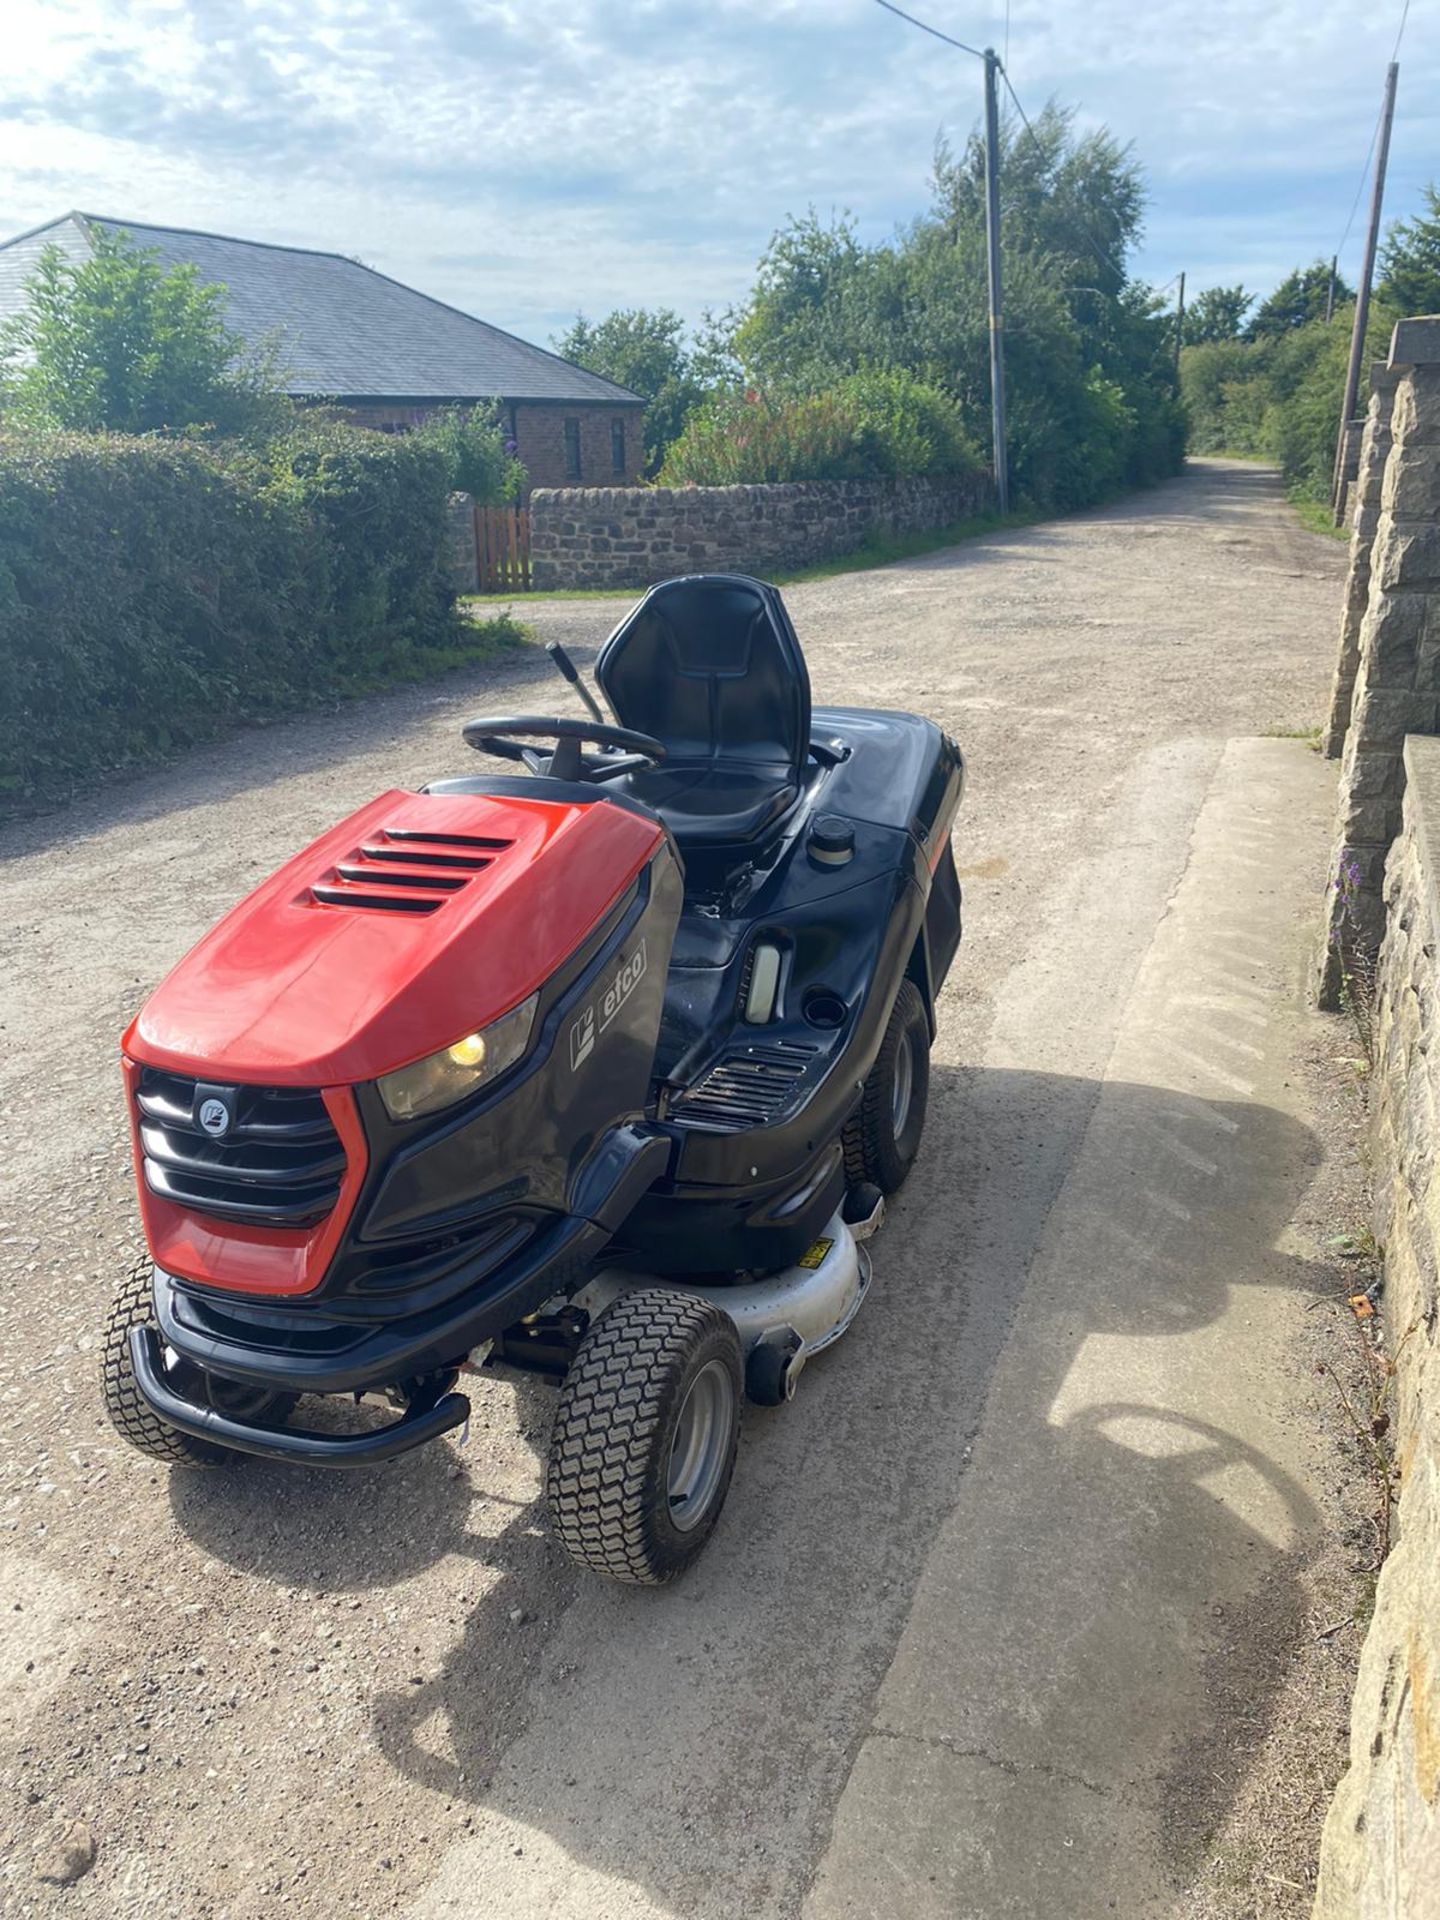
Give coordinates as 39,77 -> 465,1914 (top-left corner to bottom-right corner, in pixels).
594,575 -> 812,851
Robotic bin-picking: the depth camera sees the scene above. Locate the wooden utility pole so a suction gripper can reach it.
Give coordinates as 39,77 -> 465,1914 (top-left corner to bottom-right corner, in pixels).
1332,61 -> 1399,520
1174,270 -> 1186,373
1325,253 -> 1339,323
983,48 -> 1010,514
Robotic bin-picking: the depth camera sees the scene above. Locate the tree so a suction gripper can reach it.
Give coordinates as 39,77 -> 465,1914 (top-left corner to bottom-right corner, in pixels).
553,308 -> 702,475
1246,260 -> 1350,339
1182,284 -> 1253,345
930,105 -> 1144,307
1377,183 -> 1440,317
0,227 -> 283,435
720,102 -> 1183,509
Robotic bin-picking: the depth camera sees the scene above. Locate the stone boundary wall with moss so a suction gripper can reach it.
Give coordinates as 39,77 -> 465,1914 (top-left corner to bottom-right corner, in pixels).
1314,731 -> 1440,1918
528,473 -> 993,592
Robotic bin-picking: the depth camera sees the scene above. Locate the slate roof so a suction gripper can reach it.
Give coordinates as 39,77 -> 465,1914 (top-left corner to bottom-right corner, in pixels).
0,213 -> 642,406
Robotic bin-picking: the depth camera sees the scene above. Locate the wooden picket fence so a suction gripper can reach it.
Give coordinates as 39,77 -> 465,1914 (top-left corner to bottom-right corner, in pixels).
473,504 -> 531,592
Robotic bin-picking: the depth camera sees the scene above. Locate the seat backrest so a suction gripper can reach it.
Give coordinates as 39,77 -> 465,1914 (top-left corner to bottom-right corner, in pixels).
595,575 -> 811,773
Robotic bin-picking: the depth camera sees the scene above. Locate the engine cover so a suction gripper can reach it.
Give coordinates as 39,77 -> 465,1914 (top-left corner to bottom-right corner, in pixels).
125,788 -> 666,1085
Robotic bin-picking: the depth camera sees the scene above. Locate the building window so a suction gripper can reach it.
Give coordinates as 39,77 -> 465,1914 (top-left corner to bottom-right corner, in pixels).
611,418 -> 627,476
564,417 -> 582,481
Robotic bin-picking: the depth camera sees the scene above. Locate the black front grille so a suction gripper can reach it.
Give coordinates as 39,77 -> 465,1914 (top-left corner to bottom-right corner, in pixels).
673,1041 -> 818,1133
136,1069 -> 346,1228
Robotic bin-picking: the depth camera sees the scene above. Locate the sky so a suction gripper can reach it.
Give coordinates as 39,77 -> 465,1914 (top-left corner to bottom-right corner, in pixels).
2,0 -> 1436,348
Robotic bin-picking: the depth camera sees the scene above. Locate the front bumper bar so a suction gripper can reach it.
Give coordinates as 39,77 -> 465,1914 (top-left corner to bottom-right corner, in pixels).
128,1327 -> 470,1467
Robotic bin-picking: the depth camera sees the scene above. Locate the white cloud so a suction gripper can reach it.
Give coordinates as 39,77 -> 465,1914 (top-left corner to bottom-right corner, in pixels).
0,0 -> 1435,339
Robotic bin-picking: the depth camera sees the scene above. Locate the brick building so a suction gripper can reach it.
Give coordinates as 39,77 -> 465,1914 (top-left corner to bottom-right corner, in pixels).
0,212 -> 645,490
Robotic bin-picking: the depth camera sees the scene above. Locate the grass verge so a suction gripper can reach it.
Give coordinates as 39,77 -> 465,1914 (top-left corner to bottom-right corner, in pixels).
1288,489 -> 1349,541
1,612 -> 534,821
1261,724 -> 1323,751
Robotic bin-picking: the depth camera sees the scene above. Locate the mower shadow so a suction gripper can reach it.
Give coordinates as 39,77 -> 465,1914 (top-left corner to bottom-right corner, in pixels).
169,1062 -> 1336,1914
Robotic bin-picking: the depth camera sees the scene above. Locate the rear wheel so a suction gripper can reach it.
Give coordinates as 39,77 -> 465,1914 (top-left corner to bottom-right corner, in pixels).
843,978 -> 931,1195
546,1289 -> 743,1584
101,1257 -> 292,1468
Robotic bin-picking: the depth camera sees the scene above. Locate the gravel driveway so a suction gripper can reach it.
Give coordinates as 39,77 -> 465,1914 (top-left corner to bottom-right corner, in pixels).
0,460 -> 1351,1917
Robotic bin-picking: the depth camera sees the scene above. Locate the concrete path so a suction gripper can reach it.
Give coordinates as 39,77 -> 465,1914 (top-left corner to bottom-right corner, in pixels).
806,739 -> 1335,1918
0,461 -> 1351,1918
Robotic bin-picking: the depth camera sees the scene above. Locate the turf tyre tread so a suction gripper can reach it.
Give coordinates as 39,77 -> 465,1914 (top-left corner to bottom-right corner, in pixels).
546,1289 -> 741,1585
101,1257 -> 243,1466
842,977 -> 930,1194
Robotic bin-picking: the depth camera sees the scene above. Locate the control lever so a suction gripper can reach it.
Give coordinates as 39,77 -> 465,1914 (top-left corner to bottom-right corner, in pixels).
545,641 -> 608,726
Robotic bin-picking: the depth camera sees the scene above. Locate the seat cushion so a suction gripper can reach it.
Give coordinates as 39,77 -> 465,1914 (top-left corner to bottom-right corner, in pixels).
612,764 -> 800,849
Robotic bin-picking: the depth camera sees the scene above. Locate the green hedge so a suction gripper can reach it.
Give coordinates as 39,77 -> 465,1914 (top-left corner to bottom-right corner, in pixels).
0,420 -> 494,798
1178,303 -> 1396,498
658,371 -> 980,486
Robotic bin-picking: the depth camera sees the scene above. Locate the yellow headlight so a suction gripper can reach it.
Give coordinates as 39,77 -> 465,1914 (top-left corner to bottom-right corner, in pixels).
447,1033 -> 487,1068
378,994 -> 538,1122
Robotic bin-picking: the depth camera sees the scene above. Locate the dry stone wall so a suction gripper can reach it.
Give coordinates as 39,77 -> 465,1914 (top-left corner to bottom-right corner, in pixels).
529,473 -> 994,592
1314,735 -> 1440,1920
1323,367 -> 1401,758
1319,319 -> 1440,1006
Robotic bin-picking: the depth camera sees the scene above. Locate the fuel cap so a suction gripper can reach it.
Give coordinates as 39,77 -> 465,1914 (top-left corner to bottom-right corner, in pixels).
808,815 -> 855,867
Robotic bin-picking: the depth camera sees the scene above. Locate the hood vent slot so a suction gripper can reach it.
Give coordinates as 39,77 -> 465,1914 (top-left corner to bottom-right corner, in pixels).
310,825 -> 514,913
311,883 -> 444,914
383,829 -> 512,850
333,863 -> 466,892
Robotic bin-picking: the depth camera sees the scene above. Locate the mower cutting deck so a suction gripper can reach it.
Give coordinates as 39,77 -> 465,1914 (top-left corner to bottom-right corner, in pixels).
103,573 -> 963,1583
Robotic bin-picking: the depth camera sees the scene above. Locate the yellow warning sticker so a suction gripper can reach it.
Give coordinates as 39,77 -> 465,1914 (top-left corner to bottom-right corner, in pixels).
797,1238 -> 833,1271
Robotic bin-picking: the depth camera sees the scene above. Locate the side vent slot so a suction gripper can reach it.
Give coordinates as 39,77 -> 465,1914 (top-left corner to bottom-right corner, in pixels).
675,1042 -> 819,1133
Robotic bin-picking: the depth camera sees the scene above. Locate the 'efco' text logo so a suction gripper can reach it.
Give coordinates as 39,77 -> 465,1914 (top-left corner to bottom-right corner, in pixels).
568,942 -> 648,1074
602,942 -> 647,1027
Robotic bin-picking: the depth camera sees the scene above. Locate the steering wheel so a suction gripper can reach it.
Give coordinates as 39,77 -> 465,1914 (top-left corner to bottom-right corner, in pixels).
462,715 -> 666,784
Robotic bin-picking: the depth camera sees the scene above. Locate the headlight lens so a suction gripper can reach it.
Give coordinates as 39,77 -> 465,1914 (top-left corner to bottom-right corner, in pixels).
377,992 -> 539,1121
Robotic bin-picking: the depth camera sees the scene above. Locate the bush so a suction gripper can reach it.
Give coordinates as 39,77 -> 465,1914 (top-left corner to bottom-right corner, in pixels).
0,420 -> 507,798
1179,302 -> 1396,495
658,372 -> 978,486
409,403 -> 525,502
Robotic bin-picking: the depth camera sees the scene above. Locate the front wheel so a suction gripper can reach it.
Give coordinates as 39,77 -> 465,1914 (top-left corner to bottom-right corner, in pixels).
843,978 -> 931,1195
546,1289 -> 743,1584
101,1257 -> 292,1468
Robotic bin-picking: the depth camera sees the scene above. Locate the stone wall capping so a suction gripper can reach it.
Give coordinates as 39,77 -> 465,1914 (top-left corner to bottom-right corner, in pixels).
1390,315 -> 1440,369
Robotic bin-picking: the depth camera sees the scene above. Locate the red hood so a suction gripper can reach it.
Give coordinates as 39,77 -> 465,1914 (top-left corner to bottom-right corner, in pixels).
124,789 -> 663,1087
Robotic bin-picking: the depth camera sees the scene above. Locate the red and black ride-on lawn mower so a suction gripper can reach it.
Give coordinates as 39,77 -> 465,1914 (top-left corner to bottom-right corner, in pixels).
103,574 -> 964,1583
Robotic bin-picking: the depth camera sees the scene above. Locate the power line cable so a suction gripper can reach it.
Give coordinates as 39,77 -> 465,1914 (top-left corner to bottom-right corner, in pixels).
873,1 -> 1154,298
1391,0 -> 1411,63
1336,99 -> 1384,266
1334,0 -> 1408,268
869,0 -> 985,62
